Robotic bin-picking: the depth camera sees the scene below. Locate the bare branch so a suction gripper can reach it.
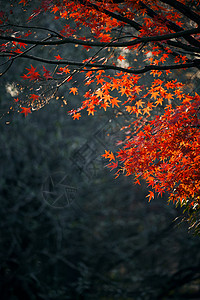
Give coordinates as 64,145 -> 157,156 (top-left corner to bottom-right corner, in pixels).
1,27 -> 199,50
0,60 -> 13,77
0,23 -> 64,38
0,36 -> 52,67
1,52 -> 200,74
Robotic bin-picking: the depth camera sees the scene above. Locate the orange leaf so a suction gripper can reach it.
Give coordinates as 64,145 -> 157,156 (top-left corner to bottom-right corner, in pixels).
70,87 -> 78,95
72,112 -> 81,120
19,0 -> 27,5
30,94 -> 39,101
20,107 -> 31,117
55,55 -> 62,60
110,97 -> 121,108
146,191 -> 154,202
118,55 -> 125,61
107,161 -> 118,171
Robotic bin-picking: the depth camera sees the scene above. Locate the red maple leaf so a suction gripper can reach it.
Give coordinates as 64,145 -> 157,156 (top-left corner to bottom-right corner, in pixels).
20,107 -> 31,117
19,0 -> 27,5
146,191 -> 154,202
30,94 -> 39,101
107,161 -> 118,171
70,87 -> 78,95
72,112 -> 81,120
25,65 -> 40,81
55,54 -> 62,60
43,66 -> 53,80
118,55 -> 125,61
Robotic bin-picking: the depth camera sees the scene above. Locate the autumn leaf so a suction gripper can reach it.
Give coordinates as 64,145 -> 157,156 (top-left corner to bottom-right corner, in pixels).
30,94 -> 39,101
70,87 -> 78,95
135,99 -> 144,108
100,101 -> 110,111
20,107 -> 31,117
118,55 -> 125,61
110,97 -> 121,108
72,112 -> 81,120
134,86 -> 142,94
87,106 -> 96,115
14,49 -> 23,54
19,0 -> 27,5
43,66 -> 53,80
25,65 -> 40,81
17,41 -> 27,49
102,150 -> 110,159
51,5 -> 59,13
146,191 -> 154,202
143,106 -> 151,115
107,161 -> 118,171
108,151 -> 115,161
150,90 -> 160,99
63,67 -> 70,74
95,89 -> 103,98
21,74 -> 30,80
102,150 -> 115,161
155,98 -> 163,106
165,93 -> 174,101
55,54 -> 62,60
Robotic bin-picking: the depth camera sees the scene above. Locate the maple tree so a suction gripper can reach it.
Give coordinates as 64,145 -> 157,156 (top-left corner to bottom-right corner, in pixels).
0,0 -> 200,229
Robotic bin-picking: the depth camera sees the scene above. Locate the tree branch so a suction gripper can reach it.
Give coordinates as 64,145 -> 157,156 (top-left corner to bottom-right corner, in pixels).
79,0 -> 200,56
160,0 -> 200,25
167,40 -> 200,53
1,27 -> 199,50
1,52 -> 200,74
139,1 -> 200,48
0,23 -> 64,38
79,0 -> 142,31
0,36 -> 51,69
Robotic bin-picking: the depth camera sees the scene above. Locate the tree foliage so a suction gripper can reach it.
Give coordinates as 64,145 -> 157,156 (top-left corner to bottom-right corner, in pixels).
0,0 -> 200,225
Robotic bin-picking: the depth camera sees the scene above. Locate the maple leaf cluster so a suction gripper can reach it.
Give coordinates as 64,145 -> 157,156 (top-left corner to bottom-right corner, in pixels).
103,94 -> 200,206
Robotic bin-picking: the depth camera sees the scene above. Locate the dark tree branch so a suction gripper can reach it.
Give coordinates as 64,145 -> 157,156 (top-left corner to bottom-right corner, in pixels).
0,36 -> 51,68
1,52 -> 200,74
1,27 -> 199,50
139,1 -> 200,48
160,0 -> 200,25
0,60 -> 13,77
167,40 -> 200,53
0,24 -> 64,38
79,0 -> 200,61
